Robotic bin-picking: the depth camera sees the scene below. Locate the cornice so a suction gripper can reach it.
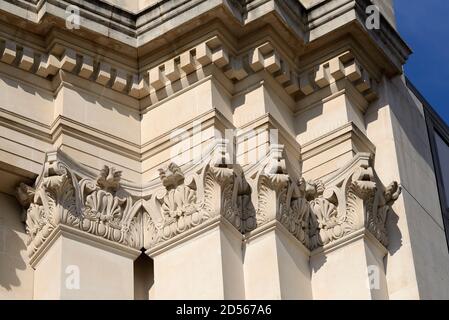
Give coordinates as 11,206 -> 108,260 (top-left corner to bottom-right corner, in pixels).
0,28 -> 384,175
0,0 -> 306,48
0,0 -> 410,76
301,122 -> 375,162
0,0 -> 406,130
305,0 -> 411,75
0,32 -> 381,110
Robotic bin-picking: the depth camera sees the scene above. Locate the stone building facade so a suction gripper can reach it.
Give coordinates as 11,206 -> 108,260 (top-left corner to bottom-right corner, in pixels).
0,0 -> 448,299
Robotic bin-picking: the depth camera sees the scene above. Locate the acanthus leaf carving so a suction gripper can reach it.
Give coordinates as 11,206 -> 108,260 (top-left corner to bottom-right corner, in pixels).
17,151 -> 401,257
143,162 -> 203,248
143,140 -> 246,249
308,154 -> 401,249
251,144 -> 310,247
17,159 -> 143,259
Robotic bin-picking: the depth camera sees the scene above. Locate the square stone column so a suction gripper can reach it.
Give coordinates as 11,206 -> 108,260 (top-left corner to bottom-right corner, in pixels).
310,230 -> 388,300
32,225 -> 140,300
241,144 -> 313,299
306,153 -> 401,300
244,221 -> 312,299
142,142 -> 246,299
146,217 -> 245,299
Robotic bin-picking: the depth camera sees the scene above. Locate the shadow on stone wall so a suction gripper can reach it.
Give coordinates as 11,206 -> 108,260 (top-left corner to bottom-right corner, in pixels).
0,227 -> 27,291
0,192 -> 31,296
366,75 -> 449,298
134,252 -> 154,300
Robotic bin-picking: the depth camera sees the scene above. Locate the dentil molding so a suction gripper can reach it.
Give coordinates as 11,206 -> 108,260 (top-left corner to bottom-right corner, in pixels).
0,35 -> 378,106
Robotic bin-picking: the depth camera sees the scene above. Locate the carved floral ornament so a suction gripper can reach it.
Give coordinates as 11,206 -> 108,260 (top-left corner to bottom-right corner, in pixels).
17,147 -> 401,260
16,160 -> 143,258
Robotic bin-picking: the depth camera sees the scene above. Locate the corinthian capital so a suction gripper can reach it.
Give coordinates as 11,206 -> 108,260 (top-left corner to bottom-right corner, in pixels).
16,155 -> 143,261
308,153 -> 401,249
143,140 -> 245,250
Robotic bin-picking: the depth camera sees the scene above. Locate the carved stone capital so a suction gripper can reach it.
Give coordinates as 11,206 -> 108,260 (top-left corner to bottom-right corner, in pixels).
17,150 -> 401,258
248,149 -> 401,251
250,144 -> 310,247
16,156 -> 143,259
308,153 -> 401,250
143,140 -> 246,250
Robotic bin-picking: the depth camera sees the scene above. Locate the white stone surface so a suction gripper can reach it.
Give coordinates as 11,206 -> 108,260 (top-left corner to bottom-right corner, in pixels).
244,224 -> 312,299
310,234 -> 388,300
0,0 -> 446,301
149,223 -> 245,300
33,231 -> 137,300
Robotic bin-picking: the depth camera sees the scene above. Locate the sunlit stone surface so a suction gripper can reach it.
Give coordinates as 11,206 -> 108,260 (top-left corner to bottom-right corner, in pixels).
0,0 -> 448,300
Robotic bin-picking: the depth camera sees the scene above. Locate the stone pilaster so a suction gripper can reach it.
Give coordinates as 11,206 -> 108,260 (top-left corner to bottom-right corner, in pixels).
307,153 -> 401,299
143,140 -> 246,299
243,146 -> 401,299
243,144 -> 313,299
16,146 -> 401,300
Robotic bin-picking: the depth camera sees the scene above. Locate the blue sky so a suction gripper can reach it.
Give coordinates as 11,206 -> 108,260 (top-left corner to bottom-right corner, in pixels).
395,0 -> 449,123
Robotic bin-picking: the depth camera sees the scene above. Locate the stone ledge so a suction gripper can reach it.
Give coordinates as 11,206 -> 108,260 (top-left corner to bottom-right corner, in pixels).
310,227 -> 388,257
243,219 -> 311,257
0,0 -> 410,76
0,35 -> 380,106
29,223 -> 142,268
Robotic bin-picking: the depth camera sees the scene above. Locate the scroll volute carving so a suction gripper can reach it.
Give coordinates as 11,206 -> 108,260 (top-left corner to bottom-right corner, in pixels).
16,159 -> 143,259
367,180 -> 401,246
204,140 -> 257,233
286,178 -> 312,247
16,159 -> 79,257
251,144 -> 290,225
199,142 -> 233,215
16,183 -> 38,254
235,173 -> 256,233
250,144 -> 310,247
308,154 -> 402,249
143,140 -> 244,249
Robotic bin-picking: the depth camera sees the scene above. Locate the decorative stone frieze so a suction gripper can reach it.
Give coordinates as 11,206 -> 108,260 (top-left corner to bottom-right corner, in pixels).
16,155 -> 143,259
16,148 -> 401,259
247,147 -> 401,250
